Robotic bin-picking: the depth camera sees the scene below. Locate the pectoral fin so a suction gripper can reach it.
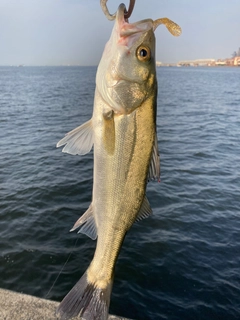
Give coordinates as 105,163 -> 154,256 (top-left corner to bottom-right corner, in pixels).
148,134 -> 160,181
135,196 -> 152,222
56,119 -> 93,155
103,111 -> 115,155
70,204 -> 97,240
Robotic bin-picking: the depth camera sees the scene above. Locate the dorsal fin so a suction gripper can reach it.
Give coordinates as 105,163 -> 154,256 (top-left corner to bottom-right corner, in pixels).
148,134 -> 160,181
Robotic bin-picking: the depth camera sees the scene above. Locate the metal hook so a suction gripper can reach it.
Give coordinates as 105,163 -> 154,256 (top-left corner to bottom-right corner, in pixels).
100,0 -> 136,21
124,0 -> 135,19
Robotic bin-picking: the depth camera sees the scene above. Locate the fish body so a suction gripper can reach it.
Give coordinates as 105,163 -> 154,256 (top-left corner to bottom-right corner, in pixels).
56,4 -> 181,320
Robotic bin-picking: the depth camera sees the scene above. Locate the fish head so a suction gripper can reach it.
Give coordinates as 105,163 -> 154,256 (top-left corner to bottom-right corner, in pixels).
96,4 -> 157,114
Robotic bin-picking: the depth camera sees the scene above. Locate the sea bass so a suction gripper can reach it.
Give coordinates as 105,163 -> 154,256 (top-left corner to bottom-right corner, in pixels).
56,4 -> 181,320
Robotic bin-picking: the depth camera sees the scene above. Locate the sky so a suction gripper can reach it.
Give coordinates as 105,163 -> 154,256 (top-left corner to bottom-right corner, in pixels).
0,0 -> 240,66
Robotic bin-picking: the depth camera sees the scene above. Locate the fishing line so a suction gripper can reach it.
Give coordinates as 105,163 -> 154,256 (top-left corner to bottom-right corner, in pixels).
45,237 -> 79,299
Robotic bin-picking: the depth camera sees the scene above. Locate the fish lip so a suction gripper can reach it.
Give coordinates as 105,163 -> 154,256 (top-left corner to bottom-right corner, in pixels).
120,19 -> 154,37
115,4 -> 153,42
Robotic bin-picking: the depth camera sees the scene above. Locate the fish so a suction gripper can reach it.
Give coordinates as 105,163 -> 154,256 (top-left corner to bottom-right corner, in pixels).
56,4 -> 181,320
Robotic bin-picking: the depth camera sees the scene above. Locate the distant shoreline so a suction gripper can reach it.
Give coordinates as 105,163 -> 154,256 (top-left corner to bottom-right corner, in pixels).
1,64 -> 240,68
0,65 -> 98,68
157,56 -> 240,67
158,64 -> 240,68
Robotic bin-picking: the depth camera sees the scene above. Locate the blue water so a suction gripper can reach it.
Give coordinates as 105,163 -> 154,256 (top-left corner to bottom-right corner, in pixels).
0,66 -> 240,320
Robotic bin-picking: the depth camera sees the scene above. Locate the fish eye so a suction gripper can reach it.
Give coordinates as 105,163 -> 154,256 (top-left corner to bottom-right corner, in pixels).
137,46 -> 151,62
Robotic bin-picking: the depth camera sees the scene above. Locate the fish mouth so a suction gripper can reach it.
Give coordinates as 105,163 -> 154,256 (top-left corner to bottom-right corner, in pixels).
115,3 -> 154,48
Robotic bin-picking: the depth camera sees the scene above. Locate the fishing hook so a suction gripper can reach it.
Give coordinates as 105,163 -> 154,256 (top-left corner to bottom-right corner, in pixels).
100,0 -> 136,21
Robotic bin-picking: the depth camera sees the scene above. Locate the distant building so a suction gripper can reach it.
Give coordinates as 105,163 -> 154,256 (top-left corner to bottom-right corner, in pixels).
234,57 -> 240,66
178,59 -> 215,66
225,58 -> 234,66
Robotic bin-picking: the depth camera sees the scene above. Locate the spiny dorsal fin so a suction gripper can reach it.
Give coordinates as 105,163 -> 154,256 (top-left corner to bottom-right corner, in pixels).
135,196 -> 152,222
70,204 -> 97,240
56,119 -> 93,155
148,133 -> 160,181
153,17 -> 182,36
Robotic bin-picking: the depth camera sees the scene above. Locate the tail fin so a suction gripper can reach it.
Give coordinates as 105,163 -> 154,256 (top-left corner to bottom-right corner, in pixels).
56,271 -> 112,320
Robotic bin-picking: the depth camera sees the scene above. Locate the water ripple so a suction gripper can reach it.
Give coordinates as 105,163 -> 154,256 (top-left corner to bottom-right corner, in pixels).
0,66 -> 240,319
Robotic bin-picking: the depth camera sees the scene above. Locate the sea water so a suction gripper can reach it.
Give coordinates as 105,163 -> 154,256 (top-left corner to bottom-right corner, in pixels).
0,66 -> 240,319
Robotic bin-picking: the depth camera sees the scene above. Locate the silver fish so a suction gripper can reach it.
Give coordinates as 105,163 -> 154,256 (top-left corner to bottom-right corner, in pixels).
56,4 -> 181,320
